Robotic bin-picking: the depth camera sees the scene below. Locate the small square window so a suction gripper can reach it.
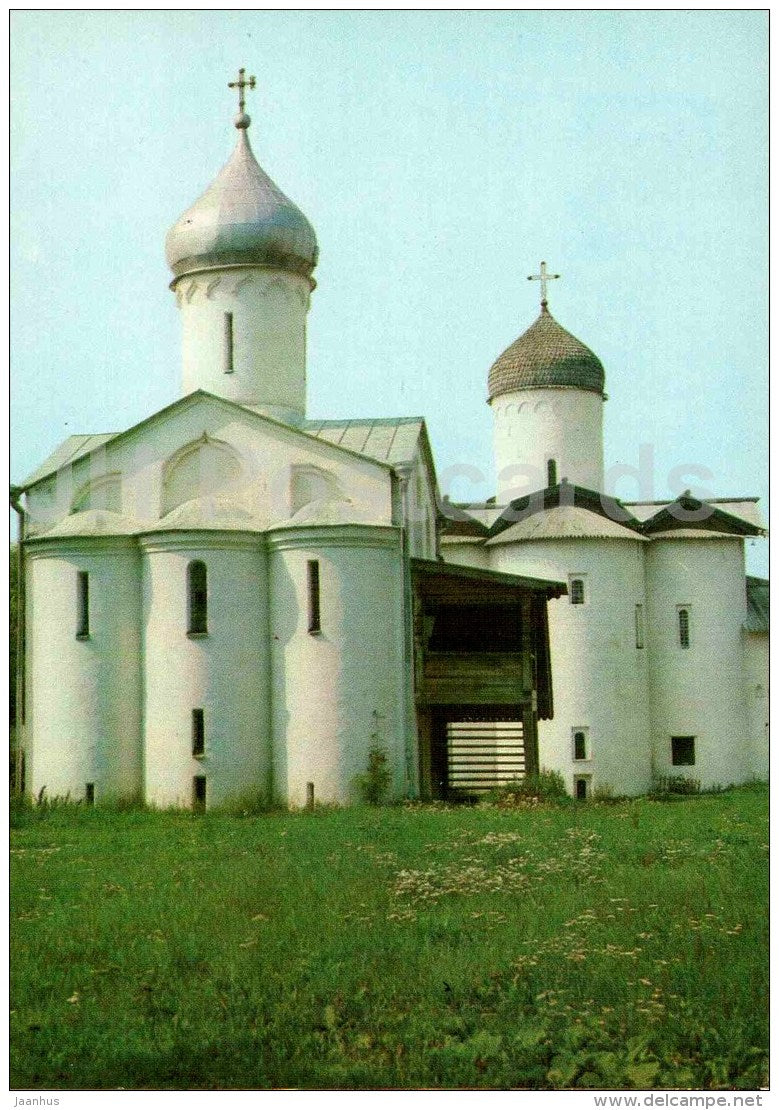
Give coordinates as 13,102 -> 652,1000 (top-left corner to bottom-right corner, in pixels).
671,736 -> 695,766
569,576 -> 586,606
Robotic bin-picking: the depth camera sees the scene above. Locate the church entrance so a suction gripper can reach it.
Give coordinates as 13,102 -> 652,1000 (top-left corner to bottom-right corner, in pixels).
411,559 -> 564,802
430,705 -> 526,800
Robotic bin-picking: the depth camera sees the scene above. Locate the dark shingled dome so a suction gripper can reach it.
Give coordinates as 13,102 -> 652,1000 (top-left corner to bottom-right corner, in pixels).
488,306 -> 605,401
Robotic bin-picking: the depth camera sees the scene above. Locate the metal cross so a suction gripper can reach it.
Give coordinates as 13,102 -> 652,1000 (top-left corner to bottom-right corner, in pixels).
228,67 -> 256,114
527,261 -> 560,307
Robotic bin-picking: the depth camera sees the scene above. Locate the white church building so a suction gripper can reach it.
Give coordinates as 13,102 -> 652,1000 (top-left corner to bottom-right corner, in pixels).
13,74 -> 767,808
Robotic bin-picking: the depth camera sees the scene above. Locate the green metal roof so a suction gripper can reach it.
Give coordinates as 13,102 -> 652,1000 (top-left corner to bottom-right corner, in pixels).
745,576 -> 769,632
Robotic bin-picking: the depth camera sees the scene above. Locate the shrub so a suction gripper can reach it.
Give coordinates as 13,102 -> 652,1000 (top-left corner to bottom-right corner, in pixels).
592,782 -> 625,804
650,774 -> 701,798
357,745 -> 392,805
484,768 -> 570,807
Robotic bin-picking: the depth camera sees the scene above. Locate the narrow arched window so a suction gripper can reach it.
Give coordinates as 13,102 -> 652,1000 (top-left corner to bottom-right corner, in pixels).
573,730 -> 588,761
187,561 -> 208,635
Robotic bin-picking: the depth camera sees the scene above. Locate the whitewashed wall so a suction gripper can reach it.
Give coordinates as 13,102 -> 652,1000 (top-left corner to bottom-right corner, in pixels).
440,537 -> 491,569
645,537 -> 751,789
141,533 -> 270,809
268,525 -> 408,806
25,539 -> 142,802
488,537 -> 652,796
492,388 -> 604,498
175,268 -> 311,424
24,396 -> 394,536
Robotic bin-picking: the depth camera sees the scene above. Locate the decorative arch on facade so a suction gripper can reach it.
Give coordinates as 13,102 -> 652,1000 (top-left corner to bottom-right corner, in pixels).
70,473 -> 122,515
290,464 -> 340,516
161,434 -> 243,516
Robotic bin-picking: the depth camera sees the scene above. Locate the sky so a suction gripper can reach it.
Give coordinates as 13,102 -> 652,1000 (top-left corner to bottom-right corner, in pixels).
10,10 -> 768,573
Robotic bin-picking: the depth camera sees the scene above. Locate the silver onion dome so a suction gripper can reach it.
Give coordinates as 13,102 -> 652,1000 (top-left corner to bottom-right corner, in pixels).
165,118 -> 318,283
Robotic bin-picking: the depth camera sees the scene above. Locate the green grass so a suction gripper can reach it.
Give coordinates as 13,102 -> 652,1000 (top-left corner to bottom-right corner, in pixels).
10,785 -> 768,1091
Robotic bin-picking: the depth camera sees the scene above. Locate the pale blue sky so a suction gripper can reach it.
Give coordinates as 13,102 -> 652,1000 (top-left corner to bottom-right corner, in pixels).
11,10 -> 768,572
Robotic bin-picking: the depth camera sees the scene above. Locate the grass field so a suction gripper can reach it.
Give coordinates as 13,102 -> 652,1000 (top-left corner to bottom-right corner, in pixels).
10,785 -> 768,1091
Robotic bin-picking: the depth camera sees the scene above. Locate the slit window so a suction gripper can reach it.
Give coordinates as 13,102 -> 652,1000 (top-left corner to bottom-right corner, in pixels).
547,459 -> 557,487
187,561 -> 208,635
85,782 -> 95,806
224,312 -> 234,373
677,606 -> 690,648
193,775 -> 207,811
76,571 -> 90,639
572,729 -> 588,761
569,576 -> 585,606
307,559 -> 321,634
635,603 -> 645,649
192,709 -> 205,758
671,736 -> 695,766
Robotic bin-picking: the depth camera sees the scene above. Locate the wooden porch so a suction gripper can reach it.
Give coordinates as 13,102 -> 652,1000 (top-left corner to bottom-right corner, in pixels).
411,559 -> 565,800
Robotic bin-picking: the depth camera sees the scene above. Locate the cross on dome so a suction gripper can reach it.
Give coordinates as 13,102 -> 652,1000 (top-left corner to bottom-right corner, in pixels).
228,67 -> 256,129
527,261 -> 560,309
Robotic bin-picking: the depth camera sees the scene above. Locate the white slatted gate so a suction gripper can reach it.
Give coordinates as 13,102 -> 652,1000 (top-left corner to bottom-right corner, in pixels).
445,718 -> 526,795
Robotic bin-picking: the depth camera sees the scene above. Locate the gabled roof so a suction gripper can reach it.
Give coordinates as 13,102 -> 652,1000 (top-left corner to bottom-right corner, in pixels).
16,391 -> 399,492
20,434 -> 117,490
439,502 -> 491,538
641,493 -> 764,538
304,417 -> 427,468
488,480 -> 642,540
624,497 -> 762,528
745,576 -> 769,632
487,504 -> 648,545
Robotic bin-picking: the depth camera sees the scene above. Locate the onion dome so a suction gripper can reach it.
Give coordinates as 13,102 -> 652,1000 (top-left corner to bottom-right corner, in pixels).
165,114 -> 318,283
488,306 -> 605,401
